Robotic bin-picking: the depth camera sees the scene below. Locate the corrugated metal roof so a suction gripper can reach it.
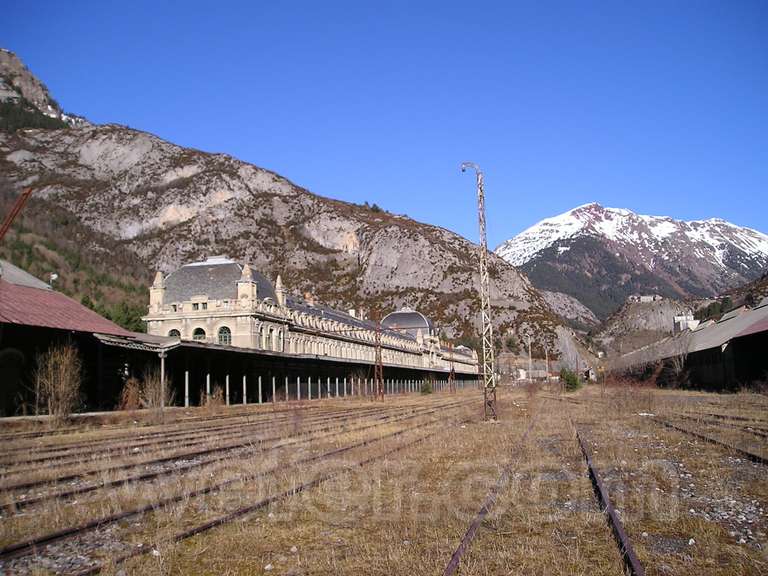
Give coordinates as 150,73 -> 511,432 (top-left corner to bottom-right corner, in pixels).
0,279 -> 131,336
689,304 -> 768,353
0,259 -> 50,290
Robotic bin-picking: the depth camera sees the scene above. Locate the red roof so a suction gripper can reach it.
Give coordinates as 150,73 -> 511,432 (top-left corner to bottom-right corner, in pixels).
0,279 -> 132,336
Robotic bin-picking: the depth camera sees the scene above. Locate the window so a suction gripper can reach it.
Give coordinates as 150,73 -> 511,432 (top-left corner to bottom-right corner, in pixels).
202,302 -> 208,310
218,326 -> 232,346
265,328 -> 273,351
192,303 -> 199,311
168,329 -> 181,338
193,328 -> 206,341
171,304 -> 177,312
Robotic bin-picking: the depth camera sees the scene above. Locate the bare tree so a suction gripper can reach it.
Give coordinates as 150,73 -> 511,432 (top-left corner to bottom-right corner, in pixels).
34,342 -> 82,424
667,331 -> 692,388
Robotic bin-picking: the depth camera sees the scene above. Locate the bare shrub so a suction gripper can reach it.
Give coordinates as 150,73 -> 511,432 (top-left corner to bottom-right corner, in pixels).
140,368 -> 175,409
205,385 -> 224,410
118,376 -> 142,411
118,370 -> 174,412
34,342 -> 82,423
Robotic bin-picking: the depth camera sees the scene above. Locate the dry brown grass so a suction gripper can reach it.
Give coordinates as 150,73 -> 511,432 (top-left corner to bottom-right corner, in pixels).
1,386 -> 766,575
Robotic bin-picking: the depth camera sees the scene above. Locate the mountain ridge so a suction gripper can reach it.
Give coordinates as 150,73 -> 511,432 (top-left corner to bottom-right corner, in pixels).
0,49 -> 592,366
495,202 -> 768,318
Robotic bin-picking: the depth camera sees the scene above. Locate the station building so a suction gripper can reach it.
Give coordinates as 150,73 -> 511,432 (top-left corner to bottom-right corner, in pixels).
143,256 -> 477,374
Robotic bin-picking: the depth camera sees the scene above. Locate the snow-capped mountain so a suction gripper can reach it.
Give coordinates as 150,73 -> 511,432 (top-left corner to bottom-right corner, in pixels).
495,203 -> 768,318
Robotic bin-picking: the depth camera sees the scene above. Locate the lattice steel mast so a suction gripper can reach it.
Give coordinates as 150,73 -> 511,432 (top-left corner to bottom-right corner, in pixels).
461,162 -> 497,420
374,318 -> 385,400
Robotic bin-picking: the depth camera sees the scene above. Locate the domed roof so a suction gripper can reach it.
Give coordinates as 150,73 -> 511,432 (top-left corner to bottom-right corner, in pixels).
381,308 -> 434,338
164,256 -> 276,302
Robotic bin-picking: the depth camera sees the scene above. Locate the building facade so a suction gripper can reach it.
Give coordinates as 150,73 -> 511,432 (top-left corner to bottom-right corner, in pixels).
143,256 -> 478,374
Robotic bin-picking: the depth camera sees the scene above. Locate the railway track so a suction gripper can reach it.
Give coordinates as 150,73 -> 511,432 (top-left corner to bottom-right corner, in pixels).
442,411 -> 537,575
0,403 -> 404,473
0,399 -> 475,574
574,425 -> 645,576
0,401 -> 329,445
672,413 -> 768,439
0,399 -> 452,482
3,399 -> 470,512
442,395 -> 643,575
653,417 -> 768,466
0,401 -> 372,461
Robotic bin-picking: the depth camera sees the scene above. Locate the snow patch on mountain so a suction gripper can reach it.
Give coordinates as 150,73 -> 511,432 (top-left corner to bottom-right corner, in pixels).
495,202 -> 768,269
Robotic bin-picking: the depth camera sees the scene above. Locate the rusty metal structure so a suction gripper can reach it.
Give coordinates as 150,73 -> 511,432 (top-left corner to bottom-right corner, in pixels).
461,162 -> 497,420
0,187 -> 33,243
374,319 -> 385,400
448,342 -> 456,393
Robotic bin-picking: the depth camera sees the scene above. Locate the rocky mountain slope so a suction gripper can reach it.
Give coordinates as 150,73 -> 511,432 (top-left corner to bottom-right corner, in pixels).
540,290 -> 599,330
0,49 -> 589,362
0,49 -> 87,128
591,298 -> 693,356
496,203 -> 768,319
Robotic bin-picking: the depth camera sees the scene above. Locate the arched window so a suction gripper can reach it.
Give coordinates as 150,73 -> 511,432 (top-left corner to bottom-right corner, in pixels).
265,328 -> 273,351
168,329 -> 181,338
193,328 -> 206,342
218,326 -> 232,346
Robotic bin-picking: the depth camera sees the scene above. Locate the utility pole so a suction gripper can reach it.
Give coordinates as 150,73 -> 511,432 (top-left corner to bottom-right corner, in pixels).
374,318 -> 384,400
461,162 -> 497,420
527,336 -> 533,384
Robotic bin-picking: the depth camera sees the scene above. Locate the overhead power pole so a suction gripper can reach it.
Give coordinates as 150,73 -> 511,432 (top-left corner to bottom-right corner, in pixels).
461,162 -> 497,420
374,318 -> 385,400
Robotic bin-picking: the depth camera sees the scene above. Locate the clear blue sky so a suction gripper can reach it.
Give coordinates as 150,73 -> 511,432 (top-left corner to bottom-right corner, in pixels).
3,1 -> 767,247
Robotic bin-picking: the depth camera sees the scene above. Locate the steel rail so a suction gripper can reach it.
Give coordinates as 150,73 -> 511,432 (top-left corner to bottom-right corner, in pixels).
653,418 -> 767,466
0,401 -> 374,458
1,407 -> 385,492
1,400 -> 463,493
699,412 -> 768,425
0,401 -> 472,565
0,403 -> 392,469
442,414 -> 538,575
575,427 -> 645,576
672,414 -> 768,439
0,402 -> 330,444
4,400 -> 468,512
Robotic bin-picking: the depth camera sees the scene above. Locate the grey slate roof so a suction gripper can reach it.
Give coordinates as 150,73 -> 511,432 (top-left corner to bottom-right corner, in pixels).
164,258 -> 276,303
0,259 -> 50,290
286,295 -> 416,343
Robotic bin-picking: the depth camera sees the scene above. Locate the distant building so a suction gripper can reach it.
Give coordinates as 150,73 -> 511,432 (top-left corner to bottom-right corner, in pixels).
673,314 -> 700,333
628,294 -> 663,303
